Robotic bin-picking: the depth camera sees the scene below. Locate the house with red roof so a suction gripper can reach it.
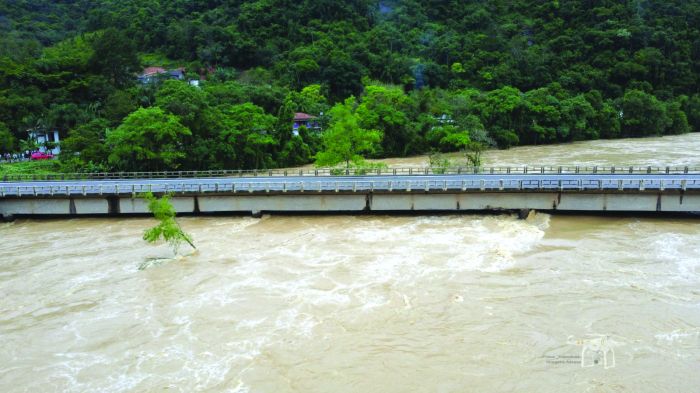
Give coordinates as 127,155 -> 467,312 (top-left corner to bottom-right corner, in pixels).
138,67 -> 186,84
293,112 -> 321,136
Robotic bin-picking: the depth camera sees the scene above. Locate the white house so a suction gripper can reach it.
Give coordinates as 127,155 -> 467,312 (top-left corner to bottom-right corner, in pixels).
28,129 -> 61,155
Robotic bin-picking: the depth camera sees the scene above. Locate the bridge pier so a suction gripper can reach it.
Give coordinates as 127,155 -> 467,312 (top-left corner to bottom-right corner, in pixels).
518,209 -> 535,220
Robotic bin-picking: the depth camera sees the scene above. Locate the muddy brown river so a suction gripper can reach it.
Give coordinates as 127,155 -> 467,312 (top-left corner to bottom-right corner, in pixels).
2,134 -> 700,392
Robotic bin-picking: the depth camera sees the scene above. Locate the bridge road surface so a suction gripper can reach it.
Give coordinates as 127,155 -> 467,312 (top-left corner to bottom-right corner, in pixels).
2,174 -> 700,196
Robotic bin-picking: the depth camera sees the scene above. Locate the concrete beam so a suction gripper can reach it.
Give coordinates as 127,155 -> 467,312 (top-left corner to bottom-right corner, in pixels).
1,191 -> 699,218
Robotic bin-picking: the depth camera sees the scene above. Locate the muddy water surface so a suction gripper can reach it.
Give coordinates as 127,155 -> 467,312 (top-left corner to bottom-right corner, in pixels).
2,134 -> 700,392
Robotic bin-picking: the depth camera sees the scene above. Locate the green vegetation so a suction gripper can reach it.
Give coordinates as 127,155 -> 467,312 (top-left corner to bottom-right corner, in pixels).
1,1 -> 700,171
315,97 -> 382,169
142,192 -> 195,253
0,161 -> 62,177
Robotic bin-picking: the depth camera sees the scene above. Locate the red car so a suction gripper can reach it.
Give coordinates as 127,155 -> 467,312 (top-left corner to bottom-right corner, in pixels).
30,152 -> 54,160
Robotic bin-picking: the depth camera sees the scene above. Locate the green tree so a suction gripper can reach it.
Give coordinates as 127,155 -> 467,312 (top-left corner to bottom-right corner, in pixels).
315,97 -> 382,168
88,28 -> 140,87
60,118 -> 110,168
215,103 -> 277,169
155,80 -> 210,132
103,90 -> 138,125
665,100 -> 690,135
142,192 -> 195,252
0,122 -> 16,153
621,90 -> 670,137
357,84 -> 417,156
106,107 -> 191,171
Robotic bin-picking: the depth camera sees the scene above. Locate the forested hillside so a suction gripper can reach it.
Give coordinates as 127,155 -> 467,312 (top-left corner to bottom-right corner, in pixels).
1,0 -> 700,171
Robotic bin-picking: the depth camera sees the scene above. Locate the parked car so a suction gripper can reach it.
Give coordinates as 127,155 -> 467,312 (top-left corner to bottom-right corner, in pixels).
30,152 -> 54,160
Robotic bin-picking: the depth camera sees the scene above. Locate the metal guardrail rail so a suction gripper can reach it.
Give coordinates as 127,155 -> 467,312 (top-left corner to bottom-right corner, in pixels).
2,166 -> 700,182
2,178 -> 698,197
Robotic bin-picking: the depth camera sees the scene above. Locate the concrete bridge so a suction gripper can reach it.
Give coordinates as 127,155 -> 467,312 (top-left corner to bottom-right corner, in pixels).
1,166 -> 700,219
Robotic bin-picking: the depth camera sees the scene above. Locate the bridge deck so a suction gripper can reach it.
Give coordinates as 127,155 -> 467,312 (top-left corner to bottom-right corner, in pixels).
1,174 -> 700,197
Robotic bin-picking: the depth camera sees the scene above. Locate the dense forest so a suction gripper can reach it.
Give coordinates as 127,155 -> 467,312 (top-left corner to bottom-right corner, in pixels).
1,0 -> 700,171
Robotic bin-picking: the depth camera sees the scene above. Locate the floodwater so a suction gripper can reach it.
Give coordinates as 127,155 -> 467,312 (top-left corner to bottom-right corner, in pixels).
372,132 -> 700,168
2,135 -> 700,393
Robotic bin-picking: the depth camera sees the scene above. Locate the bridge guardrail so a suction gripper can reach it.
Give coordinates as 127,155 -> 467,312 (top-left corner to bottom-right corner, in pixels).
2,178 -> 698,197
2,165 -> 700,182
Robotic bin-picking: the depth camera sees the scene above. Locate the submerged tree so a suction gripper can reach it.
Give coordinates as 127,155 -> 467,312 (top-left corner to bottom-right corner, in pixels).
142,192 -> 195,253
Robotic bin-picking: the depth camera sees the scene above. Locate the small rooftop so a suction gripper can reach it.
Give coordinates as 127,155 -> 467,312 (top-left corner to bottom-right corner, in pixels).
294,112 -> 316,121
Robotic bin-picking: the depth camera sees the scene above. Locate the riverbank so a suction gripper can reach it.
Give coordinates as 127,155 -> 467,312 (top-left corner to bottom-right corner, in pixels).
2,132 -> 699,177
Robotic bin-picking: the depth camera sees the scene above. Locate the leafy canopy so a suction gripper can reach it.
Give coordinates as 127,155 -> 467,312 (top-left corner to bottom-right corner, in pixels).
315,97 -> 382,168
142,192 -> 195,252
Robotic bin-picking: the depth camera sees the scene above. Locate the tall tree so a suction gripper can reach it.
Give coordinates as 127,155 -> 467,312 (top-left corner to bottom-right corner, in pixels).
88,28 -> 140,87
315,97 -> 382,168
106,107 -> 191,171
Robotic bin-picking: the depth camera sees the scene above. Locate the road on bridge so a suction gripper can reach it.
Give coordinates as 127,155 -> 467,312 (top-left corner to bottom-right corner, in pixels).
2,173 -> 700,197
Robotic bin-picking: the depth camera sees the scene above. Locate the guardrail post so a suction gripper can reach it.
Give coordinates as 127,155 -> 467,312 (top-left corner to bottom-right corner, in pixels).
524,166 -> 528,174
480,180 -> 485,191
611,167 -> 615,174
388,181 -> 393,192
443,180 -> 447,191
559,180 -> 563,191
82,186 -> 86,196
557,166 -> 562,174
499,180 -> 504,191
647,166 -> 651,174
17,187 -> 21,196
598,180 -> 602,190
665,166 -> 670,174
684,166 -> 689,174
265,183 -> 270,193
507,167 -> 511,174
660,180 -> 665,191
335,182 -> 339,192
248,183 -> 253,193
639,180 -> 644,191
300,182 -> 304,192
409,168 -> 413,175
575,166 -> 580,174
578,180 -> 583,190
682,180 -> 687,191
617,180 -> 623,191
629,166 -> 633,174
393,168 -> 397,176
371,182 -> 375,192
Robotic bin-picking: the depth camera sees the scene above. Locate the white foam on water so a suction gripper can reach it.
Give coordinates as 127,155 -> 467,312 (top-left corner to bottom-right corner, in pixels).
654,328 -> 700,345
